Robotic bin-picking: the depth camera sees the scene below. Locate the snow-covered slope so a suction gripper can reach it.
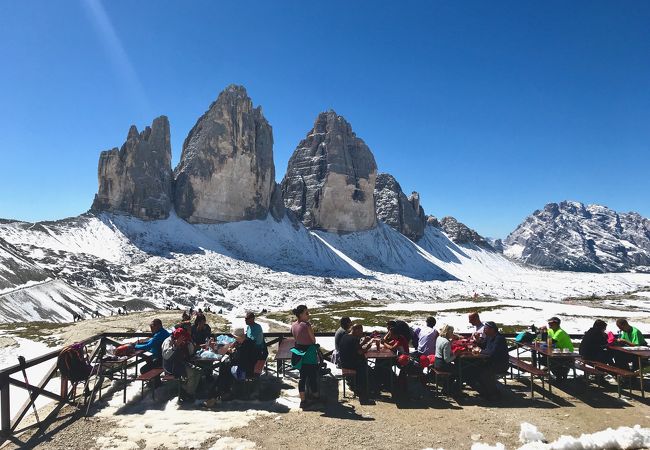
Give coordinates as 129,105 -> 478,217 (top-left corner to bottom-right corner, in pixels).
0,211 -> 649,322
504,201 -> 650,273
0,237 -> 50,293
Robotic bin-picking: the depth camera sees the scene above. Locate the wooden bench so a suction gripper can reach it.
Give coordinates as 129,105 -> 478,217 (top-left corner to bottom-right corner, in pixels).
580,359 -> 636,398
336,368 -> 358,400
135,368 -> 164,399
429,367 -> 451,396
509,356 -> 547,399
274,338 -> 295,377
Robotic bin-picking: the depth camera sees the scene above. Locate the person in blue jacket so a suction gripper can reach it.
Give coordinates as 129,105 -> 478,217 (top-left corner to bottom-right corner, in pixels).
134,318 -> 170,374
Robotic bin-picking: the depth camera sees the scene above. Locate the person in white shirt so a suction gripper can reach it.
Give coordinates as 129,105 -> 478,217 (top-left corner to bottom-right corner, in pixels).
415,316 -> 439,356
469,312 -> 485,343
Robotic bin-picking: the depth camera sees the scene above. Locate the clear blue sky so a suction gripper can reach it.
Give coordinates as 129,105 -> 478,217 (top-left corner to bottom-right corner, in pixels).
1,1 -> 648,238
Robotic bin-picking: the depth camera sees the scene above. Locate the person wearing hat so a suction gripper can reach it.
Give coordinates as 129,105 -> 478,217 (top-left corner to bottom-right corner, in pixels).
546,317 -> 574,352
204,327 -> 260,406
544,316 -> 573,382
472,321 -> 509,400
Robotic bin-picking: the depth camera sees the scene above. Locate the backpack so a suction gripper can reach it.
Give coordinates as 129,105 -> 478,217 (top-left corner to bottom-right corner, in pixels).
57,342 -> 92,382
515,331 -> 536,344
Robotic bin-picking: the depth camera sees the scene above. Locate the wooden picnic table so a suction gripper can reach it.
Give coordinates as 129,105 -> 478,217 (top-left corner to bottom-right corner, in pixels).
274,337 -> 295,377
516,342 -> 578,393
98,349 -> 145,403
608,345 -> 650,397
455,351 -> 488,390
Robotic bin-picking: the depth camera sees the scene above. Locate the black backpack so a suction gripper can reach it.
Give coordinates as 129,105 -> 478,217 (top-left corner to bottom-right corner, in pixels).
57,342 -> 92,382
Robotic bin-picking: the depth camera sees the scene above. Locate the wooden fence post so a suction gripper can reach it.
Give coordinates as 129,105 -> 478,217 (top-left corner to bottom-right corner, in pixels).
1,374 -> 10,437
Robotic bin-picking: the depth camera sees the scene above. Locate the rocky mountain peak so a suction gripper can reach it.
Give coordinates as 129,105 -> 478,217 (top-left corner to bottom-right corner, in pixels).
374,173 -> 426,241
91,115 -> 173,220
504,200 -> 650,272
439,216 -> 492,249
281,110 -> 377,232
173,85 -> 276,223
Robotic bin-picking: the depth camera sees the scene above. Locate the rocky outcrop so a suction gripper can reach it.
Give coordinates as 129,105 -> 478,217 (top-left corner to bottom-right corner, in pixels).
440,216 -> 492,249
426,215 -> 441,228
374,173 -> 426,240
504,201 -> 650,272
281,111 -> 377,233
173,85 -> 275,223
91,116 -> 172,220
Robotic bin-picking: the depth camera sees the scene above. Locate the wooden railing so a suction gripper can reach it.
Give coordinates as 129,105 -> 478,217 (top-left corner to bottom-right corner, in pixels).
1,330 -> 645,440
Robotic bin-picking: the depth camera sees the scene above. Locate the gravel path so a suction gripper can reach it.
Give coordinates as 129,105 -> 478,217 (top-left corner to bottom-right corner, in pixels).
6,376 -> 650,450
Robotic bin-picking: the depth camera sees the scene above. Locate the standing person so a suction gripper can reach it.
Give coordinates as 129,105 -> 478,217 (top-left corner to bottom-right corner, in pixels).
339,323 -> 373,402
414,316 -> 439,357
579,319 -> 612,364
191,314 -> 212,347
469,312 -> 485,343
290,305 -> 321,409
245,312 -> 267,359
134,319 -> 171,374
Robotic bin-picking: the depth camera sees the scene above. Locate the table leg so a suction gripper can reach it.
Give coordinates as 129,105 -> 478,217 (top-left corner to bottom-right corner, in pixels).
458,359 -> 463,390
123,365 -> 127,403
546,355 -> 553,394
639,356 -> 644,398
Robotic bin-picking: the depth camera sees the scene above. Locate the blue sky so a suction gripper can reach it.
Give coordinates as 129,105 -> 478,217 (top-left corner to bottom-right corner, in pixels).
0,1 -> 648,238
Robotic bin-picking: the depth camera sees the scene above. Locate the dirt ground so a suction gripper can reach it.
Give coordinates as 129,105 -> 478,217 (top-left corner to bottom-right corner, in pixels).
4,374 -> 650,450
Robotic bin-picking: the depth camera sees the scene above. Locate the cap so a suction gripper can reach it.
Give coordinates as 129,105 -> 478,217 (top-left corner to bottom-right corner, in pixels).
484,321 -> 498,330
232,327 -> 245,338
547,316 -> 561,324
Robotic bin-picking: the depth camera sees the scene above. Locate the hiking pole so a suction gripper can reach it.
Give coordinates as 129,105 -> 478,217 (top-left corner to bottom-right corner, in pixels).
17,356 -> 41,426
85,345 -> 105,418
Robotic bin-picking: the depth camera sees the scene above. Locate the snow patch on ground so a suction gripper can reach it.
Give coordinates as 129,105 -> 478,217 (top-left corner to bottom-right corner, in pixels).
470,422 -> 650,450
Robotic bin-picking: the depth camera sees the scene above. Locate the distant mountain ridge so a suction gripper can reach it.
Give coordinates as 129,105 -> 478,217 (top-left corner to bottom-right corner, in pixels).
504,201 -> 650,273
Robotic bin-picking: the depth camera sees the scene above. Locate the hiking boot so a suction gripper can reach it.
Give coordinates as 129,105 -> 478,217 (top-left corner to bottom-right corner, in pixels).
202,398 -> 219,408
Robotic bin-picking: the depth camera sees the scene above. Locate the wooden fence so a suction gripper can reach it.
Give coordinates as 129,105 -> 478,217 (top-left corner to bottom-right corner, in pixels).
0,330 -> 639,441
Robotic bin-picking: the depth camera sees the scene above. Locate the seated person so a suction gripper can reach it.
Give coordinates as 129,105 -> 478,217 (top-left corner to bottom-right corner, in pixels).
388,319 -> 415,348
134,319 -> 170,374
614,319 -> 647,371
468,312 -> 486,344
335,317 -> 352,353
204,328 -> 259,405
579,319 -> 612,364
339,323 -> 373,401
162,327 -> 201,400
473,321 -> 508,400
382,322 -> 410,354
191,314 -> 212,346
434,324 -> 460,391
616,319 -> 647,347
546,316 -> 574,381
245,312 -> 268,359
415,316 -> 439,357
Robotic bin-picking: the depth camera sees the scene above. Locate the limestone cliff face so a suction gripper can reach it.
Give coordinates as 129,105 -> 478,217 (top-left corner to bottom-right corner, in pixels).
281,111 -> 377,232
91,116 -> 173,220
374,173 -> 426,241
173,85 -> 275,223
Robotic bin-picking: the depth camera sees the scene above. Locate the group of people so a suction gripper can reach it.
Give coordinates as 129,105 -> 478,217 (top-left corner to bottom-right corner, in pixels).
329,311 -> 509,402
579,318 -> 647,372
122,306 -> 647,409
126,310 -> 268,403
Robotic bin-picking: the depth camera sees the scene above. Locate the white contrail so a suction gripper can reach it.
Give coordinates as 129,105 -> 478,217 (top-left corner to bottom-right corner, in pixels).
82,0 -> 151,116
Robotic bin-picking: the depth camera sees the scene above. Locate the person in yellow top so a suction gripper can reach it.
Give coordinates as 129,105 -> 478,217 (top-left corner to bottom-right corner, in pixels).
547,316 -> 574,352
543,316 -> 574,382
